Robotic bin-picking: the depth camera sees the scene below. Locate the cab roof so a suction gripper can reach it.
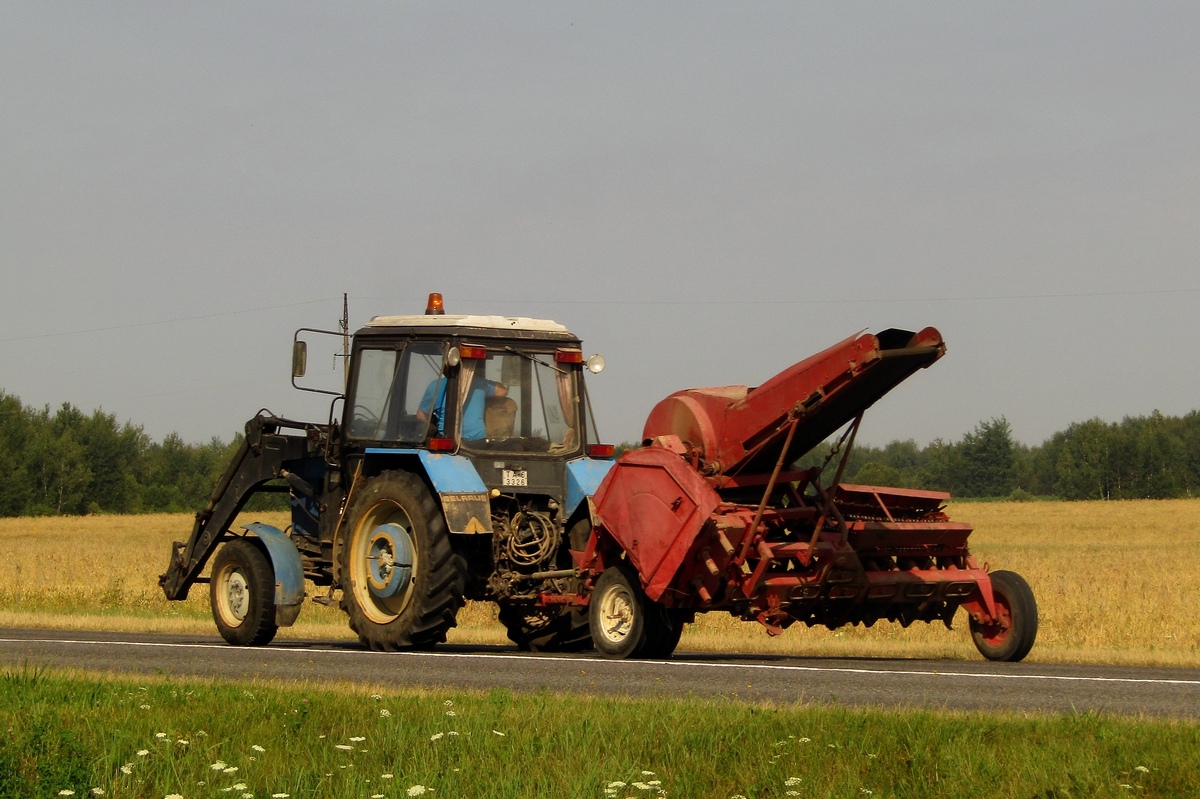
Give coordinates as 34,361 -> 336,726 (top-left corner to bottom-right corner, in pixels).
365,314 -> 570,333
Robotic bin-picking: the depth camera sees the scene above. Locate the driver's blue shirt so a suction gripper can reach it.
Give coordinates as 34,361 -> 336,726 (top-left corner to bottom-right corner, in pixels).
419,377 -> 500,440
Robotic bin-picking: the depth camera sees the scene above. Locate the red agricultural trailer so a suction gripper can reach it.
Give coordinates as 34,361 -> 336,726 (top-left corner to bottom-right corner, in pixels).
578,326 -> 1037,661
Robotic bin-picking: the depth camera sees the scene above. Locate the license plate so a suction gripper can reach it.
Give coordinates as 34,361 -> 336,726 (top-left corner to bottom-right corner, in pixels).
501,469 -> 528,487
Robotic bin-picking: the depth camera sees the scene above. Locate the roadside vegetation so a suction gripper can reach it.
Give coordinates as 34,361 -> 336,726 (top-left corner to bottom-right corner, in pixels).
2,500 -> 1199,667
2,666 -> 1197,799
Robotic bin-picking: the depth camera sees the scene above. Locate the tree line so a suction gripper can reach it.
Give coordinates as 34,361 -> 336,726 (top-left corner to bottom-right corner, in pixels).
3,388 -> 1200,517
0,391 -> 241,517
811,412 -> 1200,500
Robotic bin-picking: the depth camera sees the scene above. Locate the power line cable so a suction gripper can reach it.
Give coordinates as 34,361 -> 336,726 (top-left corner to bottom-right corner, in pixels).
0,298 -> 334,343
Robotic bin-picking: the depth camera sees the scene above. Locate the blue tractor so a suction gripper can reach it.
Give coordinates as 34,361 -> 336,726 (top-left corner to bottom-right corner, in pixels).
160,294 -> 614,651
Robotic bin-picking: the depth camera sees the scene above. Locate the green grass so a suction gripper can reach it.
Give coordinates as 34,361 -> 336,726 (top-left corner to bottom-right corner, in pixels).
1,667 -> 1196,799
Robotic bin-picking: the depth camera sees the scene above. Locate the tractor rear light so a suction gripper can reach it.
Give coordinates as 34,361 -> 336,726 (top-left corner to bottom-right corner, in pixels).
425,293 -> 445,315
428,438 -> 455,452
588,444 -> 615,459
555,348 -> 584,364
459,345 -> 487,359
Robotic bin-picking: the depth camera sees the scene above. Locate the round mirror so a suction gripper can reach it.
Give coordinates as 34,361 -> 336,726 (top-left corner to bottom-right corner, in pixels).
445,346 -> 461,368
586,354 -> 606,374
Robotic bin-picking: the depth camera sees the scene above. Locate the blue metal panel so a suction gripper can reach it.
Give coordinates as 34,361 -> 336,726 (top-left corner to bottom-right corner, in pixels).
565,457 -> 615,518
363,448 -> 491,533
362,448 -> 488,493
242,522 -> 305,626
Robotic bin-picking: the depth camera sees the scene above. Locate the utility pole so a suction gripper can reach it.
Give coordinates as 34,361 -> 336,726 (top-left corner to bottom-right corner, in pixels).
341,293 -> 350,389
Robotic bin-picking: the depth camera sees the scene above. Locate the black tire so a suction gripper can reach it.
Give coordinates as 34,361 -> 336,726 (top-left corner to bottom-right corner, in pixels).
498,605 -> 594,653
339,470 -> 466,650
639,604 -> 686,660
210,539 -> 278,646
970,570 -> 1038,662
590,564 -> 653,659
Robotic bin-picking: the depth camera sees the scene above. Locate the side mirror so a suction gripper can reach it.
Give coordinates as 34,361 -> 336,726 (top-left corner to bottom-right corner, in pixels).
444,346 -> 461,370
292,341 -> 308,378
586,354 -> 606,374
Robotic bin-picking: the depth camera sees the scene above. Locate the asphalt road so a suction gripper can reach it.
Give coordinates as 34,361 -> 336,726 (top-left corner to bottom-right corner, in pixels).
2,627 -> 1198,719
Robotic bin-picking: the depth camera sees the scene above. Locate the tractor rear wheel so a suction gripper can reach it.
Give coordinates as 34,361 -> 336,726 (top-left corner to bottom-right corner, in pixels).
210,539 -> 278,646
498,605 -> 593,653
970,570 -> 1038,662
339,470 -> 466,651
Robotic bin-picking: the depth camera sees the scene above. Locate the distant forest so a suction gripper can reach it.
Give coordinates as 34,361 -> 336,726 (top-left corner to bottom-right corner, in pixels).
2,389 -> 1199,517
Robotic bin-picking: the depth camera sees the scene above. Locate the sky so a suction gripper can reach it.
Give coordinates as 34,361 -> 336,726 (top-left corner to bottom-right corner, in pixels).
2,3 -> 1198,449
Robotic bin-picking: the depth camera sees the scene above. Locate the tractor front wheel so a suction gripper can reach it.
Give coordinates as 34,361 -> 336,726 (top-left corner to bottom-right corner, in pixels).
339,470 -> 466,650
970,570 -> 1038,662
210,539 -> 278,646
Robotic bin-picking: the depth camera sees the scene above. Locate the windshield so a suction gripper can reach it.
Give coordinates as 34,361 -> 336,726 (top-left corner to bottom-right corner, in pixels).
459,349 -> 581,454
346,342 -> 444,442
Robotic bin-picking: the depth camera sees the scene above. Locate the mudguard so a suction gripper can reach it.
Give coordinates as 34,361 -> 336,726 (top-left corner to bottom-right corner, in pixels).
242,522 -> 305,626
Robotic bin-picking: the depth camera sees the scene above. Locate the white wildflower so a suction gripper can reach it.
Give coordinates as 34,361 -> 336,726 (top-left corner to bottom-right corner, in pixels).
785,777 -> 802,786
381,774 -> 394,780
799,737 -> 811,743
165,795 -> 184,799
447,731 -> 459,737
445,710 -> 456,717
58,792 -> 75,797
272,794 -> 289,798
430,732 -> 444,741
370,693 -> 382,700
443,700 -> 453,706
155,732 -> 167,739
211,761 -> 228,771
139,704 -> 150,710
491,730 -> 506,736
380,709 -> 392,717
136,749 -> 150,757
350,736 -> 366,742
607,782 -> 627,789
407,786 -> 429,797
252,745 -> 265,752
335,744 -> 355,751
120,765 -> 133,775
91,791 -> 105,797
177,740 -> 189,746
1135,766 -> 1150,773
633,782 -> 651,790
223,766 -> 238,774
233,784 -> 247,791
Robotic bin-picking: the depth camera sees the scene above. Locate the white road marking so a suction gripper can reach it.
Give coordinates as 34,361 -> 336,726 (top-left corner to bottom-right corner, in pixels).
3,636 -> 1199,688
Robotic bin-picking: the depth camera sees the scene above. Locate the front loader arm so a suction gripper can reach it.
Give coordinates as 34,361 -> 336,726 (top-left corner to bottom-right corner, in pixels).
159,412 -> 315,600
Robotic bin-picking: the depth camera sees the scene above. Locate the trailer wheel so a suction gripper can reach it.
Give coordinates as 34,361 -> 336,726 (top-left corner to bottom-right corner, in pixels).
639,605 -> 686,660
591,564 -> 657,659
970,570 -> 1038,662
210,539 -> 278,646
339,470 -> 466,651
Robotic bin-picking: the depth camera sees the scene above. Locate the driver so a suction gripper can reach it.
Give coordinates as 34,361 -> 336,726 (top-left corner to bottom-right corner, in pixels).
417,374 -> 508,441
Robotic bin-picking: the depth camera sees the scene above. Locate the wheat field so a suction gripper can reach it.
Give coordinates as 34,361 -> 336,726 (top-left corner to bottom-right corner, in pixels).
1,500 -> 1197,666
